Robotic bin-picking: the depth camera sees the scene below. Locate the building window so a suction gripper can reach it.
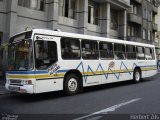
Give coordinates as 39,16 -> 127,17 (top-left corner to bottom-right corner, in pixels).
40,0 -> 45,11
143,29 -> 146,39
110,9 -> 118,30
88,0 -> 99,25
152,12 -> 156,22
143,8 -> 145,19
143,8 -> 147,19
59,0 -> 76,19
150,12 -> 152,21
131,27 -> 135,36
0,32 -> 3,60
148,30 -> 151,40
18,0 -> 30,8
133,5 -> 137,14
0,32 -> 2,46
129,5 -> 137,14
127,25 -> 137,37
153,31 -> 155,41
127,26 -> 131,36
18,0 -> 45,11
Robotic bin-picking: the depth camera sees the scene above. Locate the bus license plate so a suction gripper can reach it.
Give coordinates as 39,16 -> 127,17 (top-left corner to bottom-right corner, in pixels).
9,86 -> 20,92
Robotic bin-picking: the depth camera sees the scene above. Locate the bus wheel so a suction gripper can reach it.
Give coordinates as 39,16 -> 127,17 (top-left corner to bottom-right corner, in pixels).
64,74 -> 80,95
133,69 -> 141,83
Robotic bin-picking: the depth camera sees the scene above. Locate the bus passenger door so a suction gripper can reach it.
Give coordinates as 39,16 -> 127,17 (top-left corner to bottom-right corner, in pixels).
34,35 -> 61,93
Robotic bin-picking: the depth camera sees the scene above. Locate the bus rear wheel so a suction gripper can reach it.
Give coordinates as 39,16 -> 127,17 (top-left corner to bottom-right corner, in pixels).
133,69 -> 141,83
64,74 -> 80,95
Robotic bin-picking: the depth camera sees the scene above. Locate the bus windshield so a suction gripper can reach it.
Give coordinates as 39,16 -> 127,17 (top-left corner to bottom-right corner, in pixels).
8,40 -> 33,71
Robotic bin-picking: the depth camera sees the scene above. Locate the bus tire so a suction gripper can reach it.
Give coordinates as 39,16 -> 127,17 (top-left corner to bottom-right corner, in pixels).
133,69 -> 141,83
64,74 -> 80,95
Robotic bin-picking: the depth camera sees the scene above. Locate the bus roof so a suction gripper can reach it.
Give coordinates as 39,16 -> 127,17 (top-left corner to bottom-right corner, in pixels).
14,29 -> 156,48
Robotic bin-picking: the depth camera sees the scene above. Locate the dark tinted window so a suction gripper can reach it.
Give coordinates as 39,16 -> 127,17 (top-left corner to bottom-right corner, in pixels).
152,48 -> 155,60
145,47 -> 154,60
126,45 -> 136,59
137,46 -> 145,60
18,0 -> 45,11
35,40 -> 57,70
99,42 -> 114,59
82,40 -> 99,59
114,44 -> 126,59
61,37 -> 80,59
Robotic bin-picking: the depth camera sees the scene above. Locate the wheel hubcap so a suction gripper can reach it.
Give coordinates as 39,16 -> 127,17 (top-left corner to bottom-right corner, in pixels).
68,78 -> 78,92
135,72 -> 140,81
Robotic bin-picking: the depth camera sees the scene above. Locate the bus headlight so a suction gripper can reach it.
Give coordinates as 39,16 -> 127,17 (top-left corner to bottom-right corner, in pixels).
7,80 -> 10,84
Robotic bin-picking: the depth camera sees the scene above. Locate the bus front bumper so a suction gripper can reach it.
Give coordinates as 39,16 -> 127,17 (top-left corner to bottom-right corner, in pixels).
5,83 -> 34,94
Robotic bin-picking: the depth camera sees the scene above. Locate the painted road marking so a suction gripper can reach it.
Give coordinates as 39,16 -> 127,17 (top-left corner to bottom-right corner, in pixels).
74,98 -> 141,120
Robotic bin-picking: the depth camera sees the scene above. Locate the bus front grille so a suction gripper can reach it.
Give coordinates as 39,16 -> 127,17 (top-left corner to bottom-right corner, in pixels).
10,79 -> 22,84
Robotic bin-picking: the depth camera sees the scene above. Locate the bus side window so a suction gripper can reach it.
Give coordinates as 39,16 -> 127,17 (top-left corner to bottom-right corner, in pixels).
137,46 -> 145,60
114,43 -> 126,60
61,37 -> 81,59
152,48 -> 155,60
99,42 -> 114,59
145,47 -> 153,60
126,45 -> 136,60
81,40 -> 99,60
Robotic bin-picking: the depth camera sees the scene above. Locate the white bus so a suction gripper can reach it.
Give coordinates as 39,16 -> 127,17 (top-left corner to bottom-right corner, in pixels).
5,29 -> 157,95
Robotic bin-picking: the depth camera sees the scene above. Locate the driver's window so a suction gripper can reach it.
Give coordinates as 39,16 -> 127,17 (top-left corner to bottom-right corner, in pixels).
35,40 -> 57,70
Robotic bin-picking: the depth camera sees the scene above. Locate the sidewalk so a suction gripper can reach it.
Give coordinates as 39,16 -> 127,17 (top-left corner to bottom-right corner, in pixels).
0,79 -> 12,95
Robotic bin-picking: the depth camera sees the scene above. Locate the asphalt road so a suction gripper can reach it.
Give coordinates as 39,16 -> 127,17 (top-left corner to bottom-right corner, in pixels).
0,73 -> 160,120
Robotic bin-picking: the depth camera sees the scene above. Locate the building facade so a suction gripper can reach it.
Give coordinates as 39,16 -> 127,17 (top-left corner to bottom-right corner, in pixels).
127,0 -> 158,45
0,0 -> 158,69
155,6 -> 160,59
0,0 -> 130,42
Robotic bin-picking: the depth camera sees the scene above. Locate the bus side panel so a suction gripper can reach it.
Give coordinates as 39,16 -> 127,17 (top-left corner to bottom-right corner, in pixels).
35,79 -> 63,93
82,60 -> 101,86
100,60 -> 113,84
114,60 -> 131,82
144,59 -> 157,78
127,60 -> 135,80
135,60 -> 146,78
60,60 -> 102,87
